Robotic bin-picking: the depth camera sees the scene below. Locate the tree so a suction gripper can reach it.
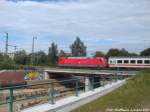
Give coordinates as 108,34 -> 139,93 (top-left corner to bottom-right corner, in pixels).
0,53 -> 4,69
120,48 -> 129,56
70,37 -> 87,57
0,52 -> 4,62
106,48 -> 121,57
128,52 -> 138,56
106,48 -> 129,57
48,42 -> 58,64
93,51 -> 105,57
59,50 -> 68,57
0,55 -> 17,69
140,48 -> 150,56
14,50 -> 29,65
34,51 -> 48,65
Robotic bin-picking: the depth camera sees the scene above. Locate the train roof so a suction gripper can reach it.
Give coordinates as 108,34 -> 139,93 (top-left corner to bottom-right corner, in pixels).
109,56 -> 150,59
67,57 -> 88,59
64,57 -> 104,59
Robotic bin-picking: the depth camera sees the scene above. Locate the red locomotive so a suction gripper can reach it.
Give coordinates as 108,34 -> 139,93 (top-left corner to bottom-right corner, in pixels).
58,57 -> 108,68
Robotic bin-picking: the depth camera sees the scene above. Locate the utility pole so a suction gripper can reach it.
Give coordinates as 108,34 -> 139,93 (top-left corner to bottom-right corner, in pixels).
14,46 -> 17,53
5,32 -> 8,55
31,36 -> 37,65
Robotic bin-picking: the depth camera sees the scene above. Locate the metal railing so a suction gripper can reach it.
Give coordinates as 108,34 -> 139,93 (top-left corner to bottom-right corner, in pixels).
0,74 -> 125,112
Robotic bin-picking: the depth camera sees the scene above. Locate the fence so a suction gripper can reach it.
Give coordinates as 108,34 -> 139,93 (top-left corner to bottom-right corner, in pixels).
0,74 -> 125,112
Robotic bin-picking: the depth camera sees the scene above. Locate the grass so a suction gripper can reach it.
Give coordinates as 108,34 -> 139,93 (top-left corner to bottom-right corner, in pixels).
72,69 -> 150,112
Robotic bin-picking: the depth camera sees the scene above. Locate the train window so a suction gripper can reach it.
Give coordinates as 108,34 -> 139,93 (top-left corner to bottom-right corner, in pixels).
130,60 -> 136,64
117,60 -> 122,64
144,60 -> 150,64
137,60 -> 143,64
110,60 -> 113,64
124,60 -> 129,64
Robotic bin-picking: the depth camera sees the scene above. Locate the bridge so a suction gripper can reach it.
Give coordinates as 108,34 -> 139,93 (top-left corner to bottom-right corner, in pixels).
0,68 -> 137,112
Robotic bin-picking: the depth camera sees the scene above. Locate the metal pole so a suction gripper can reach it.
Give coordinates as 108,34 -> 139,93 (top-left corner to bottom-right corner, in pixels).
5,32 -> 8,55
7,45 -> 17,59
117,67 -> 119,81
9,88 -> 14,112
91,76 -> 94,91
31,37 -> 37,65
50,82 -> 55,104
100,76 -> 102,87
102,75 -> 105,87
13,46 -> 17,59
114,73 -> 117,82
32,37 -> 34,56
110,75 -> 112,84
14,46 -> 17,54
75,79 -> 79,97
32,37 -> 34,65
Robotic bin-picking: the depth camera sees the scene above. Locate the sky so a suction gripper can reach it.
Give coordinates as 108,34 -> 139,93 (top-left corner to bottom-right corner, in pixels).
0,0 -> 150,55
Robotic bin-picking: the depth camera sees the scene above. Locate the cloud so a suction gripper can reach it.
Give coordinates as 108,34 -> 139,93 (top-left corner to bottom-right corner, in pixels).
0,0 -> 150,55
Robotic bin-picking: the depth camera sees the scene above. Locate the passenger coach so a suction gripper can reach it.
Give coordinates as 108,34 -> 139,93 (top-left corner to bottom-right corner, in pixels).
108,57 -> 150,68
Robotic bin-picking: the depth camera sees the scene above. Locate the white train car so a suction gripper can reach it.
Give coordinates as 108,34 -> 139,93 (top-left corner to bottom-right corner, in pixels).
108,57 -> 150,68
